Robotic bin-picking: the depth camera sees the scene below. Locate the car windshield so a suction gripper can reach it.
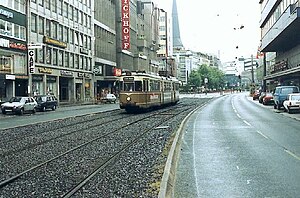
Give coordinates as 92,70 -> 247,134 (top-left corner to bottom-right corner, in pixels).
282,87 -> 299,94
35,96 -> 47,102
9,97 -> 22,102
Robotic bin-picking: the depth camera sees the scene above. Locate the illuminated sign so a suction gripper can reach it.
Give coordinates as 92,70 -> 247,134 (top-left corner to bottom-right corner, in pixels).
122,0 -> 130,50
43,36 -> 67,48
113,68 -> 122,77
38,68 -> 53,74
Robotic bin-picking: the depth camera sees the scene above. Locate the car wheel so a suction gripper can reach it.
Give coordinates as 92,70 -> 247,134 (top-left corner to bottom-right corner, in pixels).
2,109 -> 6,114
274,103 -> 277,109
19,108 -> 24,115
52,105 -> 56,111
277,104 -> 281,110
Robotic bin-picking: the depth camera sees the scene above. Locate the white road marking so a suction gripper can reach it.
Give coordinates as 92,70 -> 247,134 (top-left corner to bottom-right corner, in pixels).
243,120 -> 251,126
284,149 -> 300,161
236,166 -> 240,170
256,131 -> 269,139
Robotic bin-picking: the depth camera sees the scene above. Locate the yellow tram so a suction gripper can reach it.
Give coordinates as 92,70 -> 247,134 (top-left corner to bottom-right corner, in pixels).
119,71 -> 180,112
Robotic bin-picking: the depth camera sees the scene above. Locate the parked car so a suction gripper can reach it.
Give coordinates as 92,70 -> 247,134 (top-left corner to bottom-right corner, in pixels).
273,86 -> 299,110
101,93 -> 117,103
34,95 -> 58,112
252,90 -> 260,100
1,96 -> 37,115
258,92 -> 266,103
262,92 -> 274,105
283,93 -> 300,113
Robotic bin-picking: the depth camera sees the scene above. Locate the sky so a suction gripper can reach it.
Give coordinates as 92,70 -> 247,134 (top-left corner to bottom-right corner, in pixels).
155,0 -> 261,63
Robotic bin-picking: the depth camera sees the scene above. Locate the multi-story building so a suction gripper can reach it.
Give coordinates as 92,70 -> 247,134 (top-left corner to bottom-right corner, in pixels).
93,0 -> 118,98
260,0 -> 300,89
0,1 -> 27,102
27,0 -> 94,103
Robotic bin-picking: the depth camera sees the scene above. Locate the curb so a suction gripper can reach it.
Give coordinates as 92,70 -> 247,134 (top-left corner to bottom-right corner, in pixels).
158,99 -> 213,198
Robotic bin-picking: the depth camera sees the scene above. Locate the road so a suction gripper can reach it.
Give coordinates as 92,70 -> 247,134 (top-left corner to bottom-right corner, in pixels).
175,92 -> 300,197
0,103 -> 118,130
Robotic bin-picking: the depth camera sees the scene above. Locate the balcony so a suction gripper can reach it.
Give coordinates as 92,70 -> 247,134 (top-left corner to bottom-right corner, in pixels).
261,5 -> 300,52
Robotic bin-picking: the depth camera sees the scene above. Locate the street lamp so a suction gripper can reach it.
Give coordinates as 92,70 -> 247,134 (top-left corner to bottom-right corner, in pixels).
185,50 -> 192,85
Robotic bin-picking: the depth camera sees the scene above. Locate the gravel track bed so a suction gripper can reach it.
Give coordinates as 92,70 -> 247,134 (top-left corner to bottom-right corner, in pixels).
0,110 -> 121,143
0,111 -> 138,156
0,98 -> 211,197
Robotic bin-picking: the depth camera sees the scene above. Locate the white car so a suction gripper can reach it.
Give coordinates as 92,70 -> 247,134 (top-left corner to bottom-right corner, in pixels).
1,96 -> 37,115
283,93 -> 300,114
101,93 -> 117,103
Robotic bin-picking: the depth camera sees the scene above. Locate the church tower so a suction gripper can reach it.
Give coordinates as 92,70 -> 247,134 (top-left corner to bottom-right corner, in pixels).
172,0 -> 184,49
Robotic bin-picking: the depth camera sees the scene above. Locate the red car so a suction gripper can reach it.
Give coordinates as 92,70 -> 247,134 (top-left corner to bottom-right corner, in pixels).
262,93 -> 274,105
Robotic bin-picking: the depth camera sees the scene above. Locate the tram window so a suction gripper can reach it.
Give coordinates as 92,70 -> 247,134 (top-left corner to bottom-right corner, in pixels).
135,81 -> 142,91
124,83 -> 134,91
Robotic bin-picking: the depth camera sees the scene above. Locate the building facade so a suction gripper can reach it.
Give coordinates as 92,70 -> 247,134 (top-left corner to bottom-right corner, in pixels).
0,1 -> 27,102
93,0 -> 118,98
27,0 -> 94,103
260,0 -> 300,90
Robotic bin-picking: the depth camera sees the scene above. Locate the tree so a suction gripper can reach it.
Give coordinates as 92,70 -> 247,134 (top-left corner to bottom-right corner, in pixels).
188,64 -> 225,91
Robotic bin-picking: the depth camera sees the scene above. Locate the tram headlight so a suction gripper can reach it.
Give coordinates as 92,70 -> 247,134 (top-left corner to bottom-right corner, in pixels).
126,97 -> 131,101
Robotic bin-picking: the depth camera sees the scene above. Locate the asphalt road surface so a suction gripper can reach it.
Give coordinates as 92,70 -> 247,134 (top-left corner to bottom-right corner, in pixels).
175,93 -> 300,198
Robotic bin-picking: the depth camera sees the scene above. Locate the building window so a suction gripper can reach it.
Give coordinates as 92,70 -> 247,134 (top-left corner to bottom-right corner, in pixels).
58,50 -> 63,66
46,19 -> 50,36
39,47 -> 45,63
70,53 -> 74,68
70,29 -> 74,44
53,49 -> 58,65
63,27 -> 68,43
45,0 -> 50,10
64,2 -> 68,18
58,24 -> 63,41
20,26 -> 26,40
74,54 -> 79,69
52,22 -> 57,39
14,24 -> 20,38
64,52 -> 69,67
39,16 -> 44,35
58,0 -> 63,16
31,13 -> 37,33
46,47 -> 51,64
39,0 -> 44,7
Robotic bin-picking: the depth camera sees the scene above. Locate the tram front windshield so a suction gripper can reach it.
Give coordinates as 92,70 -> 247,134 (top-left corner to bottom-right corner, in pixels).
123,81 -> 142,92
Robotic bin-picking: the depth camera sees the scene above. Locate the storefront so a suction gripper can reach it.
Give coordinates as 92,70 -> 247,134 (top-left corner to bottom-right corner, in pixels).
94,64 -> 121,99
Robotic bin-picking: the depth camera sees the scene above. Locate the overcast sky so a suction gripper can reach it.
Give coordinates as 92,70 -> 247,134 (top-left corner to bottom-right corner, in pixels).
155,0 -> 261,62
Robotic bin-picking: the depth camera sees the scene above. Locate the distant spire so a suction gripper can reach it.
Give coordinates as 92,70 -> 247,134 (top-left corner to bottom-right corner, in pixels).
172,0 -> 184,49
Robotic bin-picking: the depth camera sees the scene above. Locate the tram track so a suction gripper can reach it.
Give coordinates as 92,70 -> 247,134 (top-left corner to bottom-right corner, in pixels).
0,98 -> 212,197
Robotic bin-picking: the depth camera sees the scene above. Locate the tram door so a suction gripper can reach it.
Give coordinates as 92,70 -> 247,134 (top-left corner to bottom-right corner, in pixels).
143,79 -> 149,104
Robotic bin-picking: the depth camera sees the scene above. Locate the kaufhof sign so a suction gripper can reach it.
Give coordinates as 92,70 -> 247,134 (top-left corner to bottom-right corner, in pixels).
122,0 -> 130,50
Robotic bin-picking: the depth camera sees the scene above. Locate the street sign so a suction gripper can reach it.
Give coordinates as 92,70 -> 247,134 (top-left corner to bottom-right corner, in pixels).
28,50 -> 35,74
204,78 -> 208,84
28,43 -> 43,49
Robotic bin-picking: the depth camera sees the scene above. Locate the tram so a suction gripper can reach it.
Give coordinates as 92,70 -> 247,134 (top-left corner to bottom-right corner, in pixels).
119,71 -> 180,112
